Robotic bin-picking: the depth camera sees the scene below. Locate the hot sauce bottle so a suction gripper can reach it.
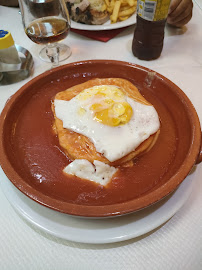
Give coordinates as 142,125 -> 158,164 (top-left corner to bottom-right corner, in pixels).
132,0 -> 171,60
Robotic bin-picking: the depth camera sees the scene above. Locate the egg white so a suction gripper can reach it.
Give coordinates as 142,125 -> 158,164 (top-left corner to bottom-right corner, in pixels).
63,159 -> 118,186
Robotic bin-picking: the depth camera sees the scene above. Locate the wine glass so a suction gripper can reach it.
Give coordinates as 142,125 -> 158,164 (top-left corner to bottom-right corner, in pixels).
18,0 -> 71,68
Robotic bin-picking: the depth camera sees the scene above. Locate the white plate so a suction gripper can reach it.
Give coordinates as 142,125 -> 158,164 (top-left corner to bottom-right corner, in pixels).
0,166 -> 196,244
71,13 -> 136,31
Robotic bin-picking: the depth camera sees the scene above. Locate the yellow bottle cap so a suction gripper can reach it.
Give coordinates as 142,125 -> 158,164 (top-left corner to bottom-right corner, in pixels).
0,30 -> 15,50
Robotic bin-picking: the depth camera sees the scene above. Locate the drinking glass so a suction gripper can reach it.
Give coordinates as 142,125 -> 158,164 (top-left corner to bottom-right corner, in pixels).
18,0 -> 71,68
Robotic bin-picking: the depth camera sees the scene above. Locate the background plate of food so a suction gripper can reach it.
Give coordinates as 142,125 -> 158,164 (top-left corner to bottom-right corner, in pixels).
67,0 -> 137,30
0,60 -> 201,218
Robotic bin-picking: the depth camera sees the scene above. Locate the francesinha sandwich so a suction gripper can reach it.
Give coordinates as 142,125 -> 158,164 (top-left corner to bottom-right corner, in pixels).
52,78 -> 160,186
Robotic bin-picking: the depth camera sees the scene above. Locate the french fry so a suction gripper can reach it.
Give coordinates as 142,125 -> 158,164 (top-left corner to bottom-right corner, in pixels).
104,0 -> 110,6
120,0 -> 128,4
120,4 -> 131,11
107,6 -> 113,13
126,0 -> 136,7
107,0 -> 137,23
101,3 -> 107,11
110,0 -> 115,8
118,15 -> 129,21
110,0 -> 121,23
118,5 -> 136,17
119,2 -> 130,7
107,0 -> 115,13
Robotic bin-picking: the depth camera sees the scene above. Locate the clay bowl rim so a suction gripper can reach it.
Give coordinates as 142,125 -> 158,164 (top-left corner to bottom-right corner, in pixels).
0,59 -> 201,218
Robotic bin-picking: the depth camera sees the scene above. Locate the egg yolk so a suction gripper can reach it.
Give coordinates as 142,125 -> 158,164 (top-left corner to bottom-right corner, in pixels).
77,85 -> 133,127
93,102 -> 133,126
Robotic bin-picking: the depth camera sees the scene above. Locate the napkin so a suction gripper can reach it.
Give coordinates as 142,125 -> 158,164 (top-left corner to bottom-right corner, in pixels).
71,27 -> 129,42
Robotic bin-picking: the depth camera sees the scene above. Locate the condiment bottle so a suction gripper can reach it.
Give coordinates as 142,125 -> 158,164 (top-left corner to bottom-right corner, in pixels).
132,0 -> 171,60
0,30 -> 21,64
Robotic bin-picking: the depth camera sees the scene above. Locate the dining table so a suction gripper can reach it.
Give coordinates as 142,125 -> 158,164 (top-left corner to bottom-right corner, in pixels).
0,2 -> 202,270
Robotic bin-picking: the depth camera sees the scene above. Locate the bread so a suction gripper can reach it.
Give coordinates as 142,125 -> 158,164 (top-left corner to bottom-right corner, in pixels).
66,0 -> 109,25
52,78 -> 160,167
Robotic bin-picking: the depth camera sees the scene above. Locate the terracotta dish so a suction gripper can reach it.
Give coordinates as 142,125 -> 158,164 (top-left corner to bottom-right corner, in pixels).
0,60 -> 201,217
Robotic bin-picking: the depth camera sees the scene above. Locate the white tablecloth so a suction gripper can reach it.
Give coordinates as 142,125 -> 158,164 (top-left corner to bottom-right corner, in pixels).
0,4 -> 202,270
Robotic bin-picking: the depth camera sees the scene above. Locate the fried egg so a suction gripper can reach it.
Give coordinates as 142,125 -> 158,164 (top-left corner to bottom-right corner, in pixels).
54,85 -> 160,162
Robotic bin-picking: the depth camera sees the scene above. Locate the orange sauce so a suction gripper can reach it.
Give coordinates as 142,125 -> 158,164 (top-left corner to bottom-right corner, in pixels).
7,81 -> 186,206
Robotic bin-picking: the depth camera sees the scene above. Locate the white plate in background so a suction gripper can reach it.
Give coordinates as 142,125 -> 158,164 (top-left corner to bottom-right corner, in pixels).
71,13 -> 136,31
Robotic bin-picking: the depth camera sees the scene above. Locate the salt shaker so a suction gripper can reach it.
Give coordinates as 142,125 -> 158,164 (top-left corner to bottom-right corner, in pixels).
0,30 -> 21,65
